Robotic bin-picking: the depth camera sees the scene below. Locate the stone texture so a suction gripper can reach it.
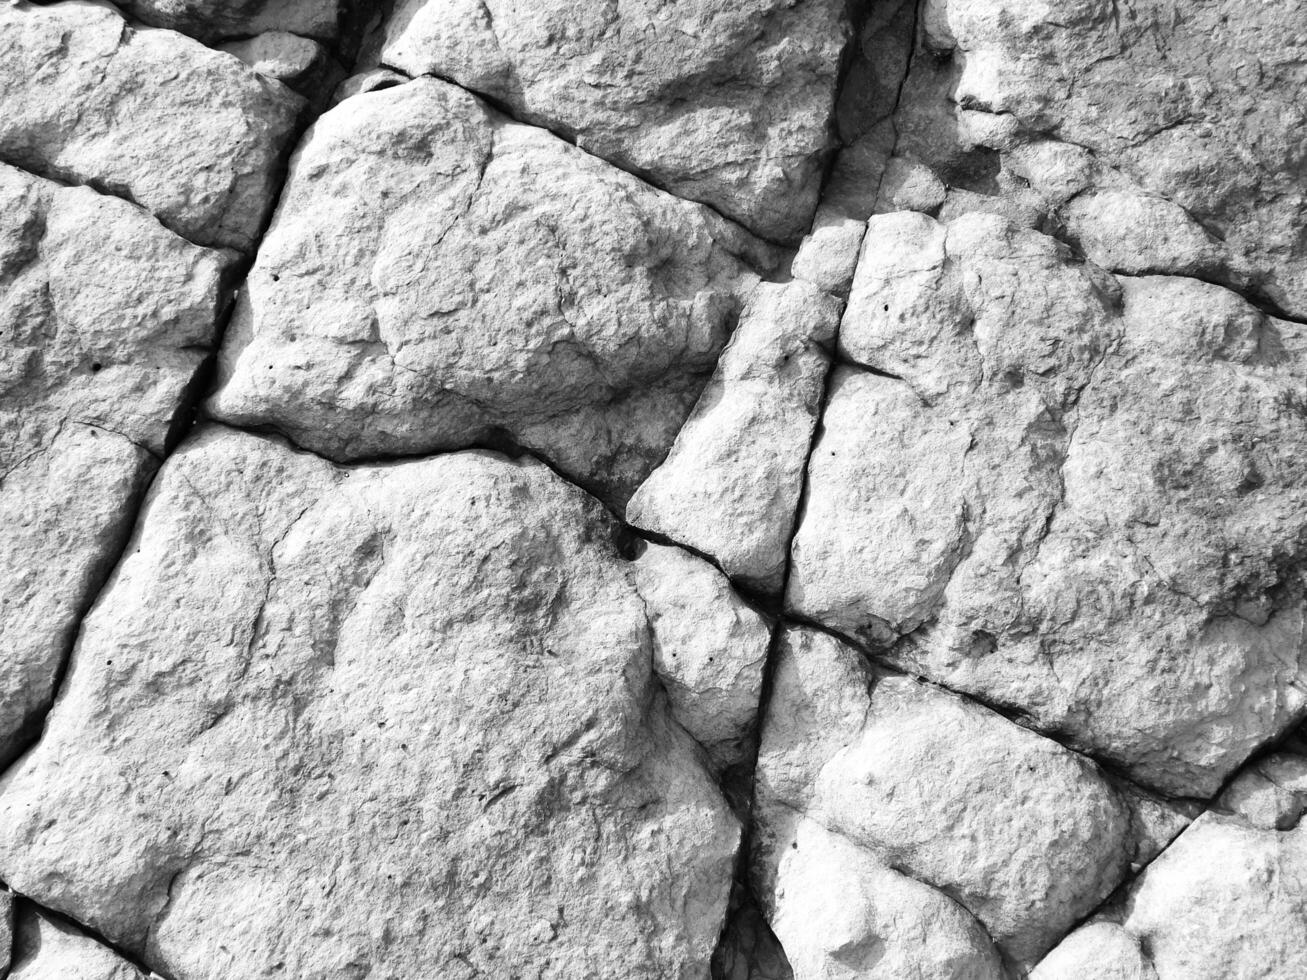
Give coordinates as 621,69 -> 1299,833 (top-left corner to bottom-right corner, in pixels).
0,0 -> 304,251
788,210 -> 1307,796
0,426 -> 740,980
632,542 -> 770,778
627,279 -> 841,595
752,626 -> 1187,971
374,0 -> 852,242
1039,812 -> 1307,979
0,163 -> 230,768
1219,748 -> 1307,831
9,1 -> 1307,975
209,76 -> 773,507
881,0 -> 1307,318
8,906 -> 145,980
116,0 -> 338,44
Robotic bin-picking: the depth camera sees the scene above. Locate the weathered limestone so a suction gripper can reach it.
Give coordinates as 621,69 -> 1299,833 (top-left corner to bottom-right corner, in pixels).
0,163 -> 231,768
0,427 -> 744,979
209,76 -> 773,507
878,0 -> 1307,317
1037,812 -> 1307,979
788,211 -> 1307,797
632,542 -> 771,777
375,0 -> 853,242
8,907 -> 145,980
116,0 -> 338,44
627,279 -> 842,595
752,627 -> 1189,972
0,0 -> 304,250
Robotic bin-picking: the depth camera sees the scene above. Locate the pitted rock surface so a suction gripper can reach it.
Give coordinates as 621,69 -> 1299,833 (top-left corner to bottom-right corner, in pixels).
375,0 -> 852,243
6,0 -> 1307,976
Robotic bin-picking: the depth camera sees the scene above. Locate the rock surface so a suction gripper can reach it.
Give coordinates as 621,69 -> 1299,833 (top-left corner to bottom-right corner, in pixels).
1038,810 -> 1307,979
116,0 -> 338,44
0,163 -> 230,768
0,0 -> 304,250
374,0 -> 852,242
876,0 -> 1307,318
8,906 -> 145,980
0,427 -> 740,979
627,278 -> 842,595
209,76 -> 772,506
752,626 -> 1189,971
788,210 -> 1307,797
7,0 -> 1307,975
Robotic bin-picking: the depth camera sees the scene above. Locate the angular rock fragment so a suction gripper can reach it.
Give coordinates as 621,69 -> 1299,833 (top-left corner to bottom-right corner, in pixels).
375,0 -> 852,242
627,279 -> 842,595
9,906 -> 145,980
0,426 -> 740,980
788,211 -> 1307,796
210,77 -> 774,506
0,0 -> 304,250
219,32 -> 343,106
1218,747 -> 1307,831
632,542 -> 770,777
882,0 -> 1307,316
1038,812 -> 1307,979
0,163 -> 231,767
116,0 -> 338,44
752,627 -> 1186,970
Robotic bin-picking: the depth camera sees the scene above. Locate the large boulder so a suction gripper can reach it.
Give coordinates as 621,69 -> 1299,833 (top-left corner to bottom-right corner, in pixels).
375,0 -> 852,242
209,77 -> 774,507
0,426 -> 745,980
0,163 -> 230,768
0,0 -> 303,250
787,211 -> 1307,796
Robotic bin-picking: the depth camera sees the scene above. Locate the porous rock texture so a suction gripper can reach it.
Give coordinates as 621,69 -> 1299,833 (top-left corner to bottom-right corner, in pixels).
4,0 -> 1307,978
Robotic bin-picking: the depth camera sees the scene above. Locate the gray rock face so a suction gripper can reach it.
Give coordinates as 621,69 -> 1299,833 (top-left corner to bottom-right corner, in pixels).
0,427 -> 740,980
879,0 -> 1307,318
752,626 -> 1189,972
9,907 -> 145,980
788,210 -> 1307,797
0,163 -> 230,768
627,278 -> 842,595
0,0 -> 303,250
9,0 -> 1307,975
1038,811 -> 1307,979
116,0 -> 338,44
209,76 -> 772,506
375,0 -> 852,242
632,542 -> 771,778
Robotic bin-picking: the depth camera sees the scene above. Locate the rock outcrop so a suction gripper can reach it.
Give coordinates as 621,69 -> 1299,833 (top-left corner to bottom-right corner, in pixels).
6,0 -> 1307,976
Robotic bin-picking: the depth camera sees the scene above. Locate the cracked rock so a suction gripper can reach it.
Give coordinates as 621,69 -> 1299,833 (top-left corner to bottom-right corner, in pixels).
883,0 -> 1307,317
0,0 -> 304,250
627,278 -> 842,595
0,426 -> 739,980
115,0 -> 339,45
1038,811 -> 1307,979
789,211 -> 1307,796
8,906 -> 145,980
209,76 -> 773,507
374,0 -> 852,242
751,626 -> 1188,971
0,163 -> 230,768
632,541 -> 771,779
